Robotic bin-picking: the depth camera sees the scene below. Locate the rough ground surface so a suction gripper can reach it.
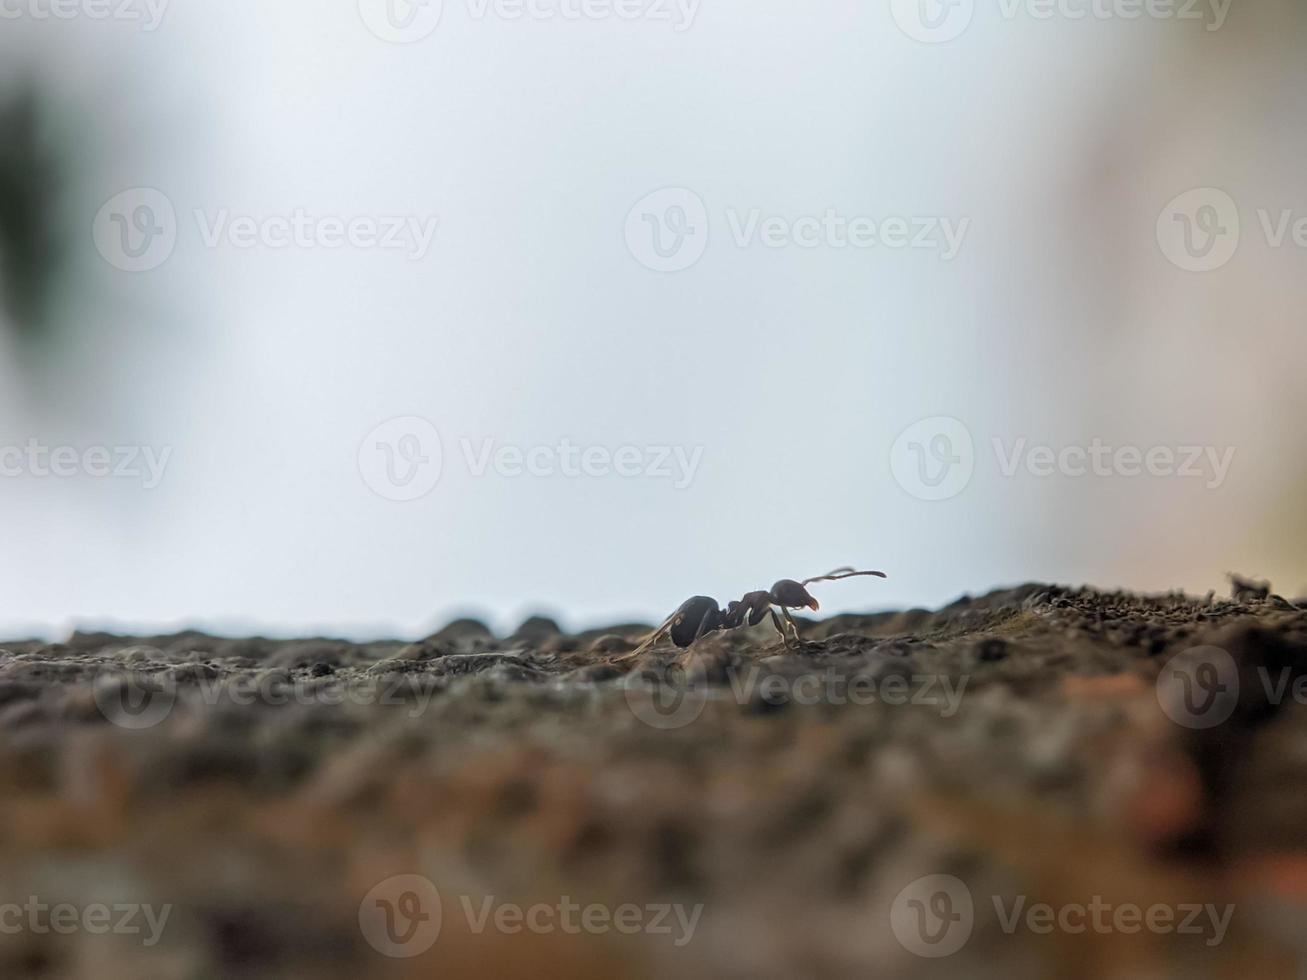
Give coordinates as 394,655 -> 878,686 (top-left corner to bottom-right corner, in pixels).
2,582 -> 1307,979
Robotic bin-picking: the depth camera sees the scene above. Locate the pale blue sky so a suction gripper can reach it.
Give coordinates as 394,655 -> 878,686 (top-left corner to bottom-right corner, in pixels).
0,0 -> 1303,638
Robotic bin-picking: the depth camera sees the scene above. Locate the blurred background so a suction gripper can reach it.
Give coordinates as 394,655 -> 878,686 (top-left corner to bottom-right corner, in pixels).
1,0 -> 1304,640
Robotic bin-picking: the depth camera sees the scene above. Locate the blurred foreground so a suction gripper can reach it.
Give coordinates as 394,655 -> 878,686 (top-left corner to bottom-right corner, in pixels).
1,584 -> 1305,978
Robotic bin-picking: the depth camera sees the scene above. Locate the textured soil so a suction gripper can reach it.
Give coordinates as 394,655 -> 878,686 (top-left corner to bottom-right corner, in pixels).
2,581 -> 1307,979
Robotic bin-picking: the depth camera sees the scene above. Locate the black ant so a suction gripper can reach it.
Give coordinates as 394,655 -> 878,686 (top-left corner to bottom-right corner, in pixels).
618,567 -> 887,660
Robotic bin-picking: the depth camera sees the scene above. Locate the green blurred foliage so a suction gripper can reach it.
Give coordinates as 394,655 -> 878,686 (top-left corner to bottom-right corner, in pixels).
0,82 -> 64,343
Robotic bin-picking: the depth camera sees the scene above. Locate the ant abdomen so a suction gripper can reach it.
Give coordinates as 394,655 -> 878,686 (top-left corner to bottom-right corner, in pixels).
669,596 -> 722,647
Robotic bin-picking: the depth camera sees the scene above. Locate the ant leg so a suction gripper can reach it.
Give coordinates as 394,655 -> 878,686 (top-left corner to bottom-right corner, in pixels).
768,611 -> 810,655
613,621 -> 671,662
780,608 -> 807,648
769,608 -> 800,651
615,599 -> 721,663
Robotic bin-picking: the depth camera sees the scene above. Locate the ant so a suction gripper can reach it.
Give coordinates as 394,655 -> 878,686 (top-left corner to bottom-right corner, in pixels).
617,567 -> 887,660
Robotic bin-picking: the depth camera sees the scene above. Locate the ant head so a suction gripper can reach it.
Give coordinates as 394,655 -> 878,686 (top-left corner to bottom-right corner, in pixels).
770,579 -> 820,611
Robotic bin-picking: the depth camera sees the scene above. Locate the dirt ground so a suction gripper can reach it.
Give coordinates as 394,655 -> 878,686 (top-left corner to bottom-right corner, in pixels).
1,580 -> 1306,979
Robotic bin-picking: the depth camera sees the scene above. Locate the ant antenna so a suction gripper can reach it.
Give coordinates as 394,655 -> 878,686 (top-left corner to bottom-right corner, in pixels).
801,567 -> 888,586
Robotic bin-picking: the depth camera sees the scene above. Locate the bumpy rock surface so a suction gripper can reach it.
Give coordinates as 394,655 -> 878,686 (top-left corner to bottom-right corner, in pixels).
1,583 -> 1305,979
